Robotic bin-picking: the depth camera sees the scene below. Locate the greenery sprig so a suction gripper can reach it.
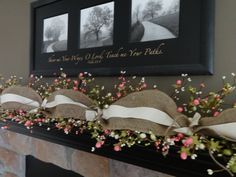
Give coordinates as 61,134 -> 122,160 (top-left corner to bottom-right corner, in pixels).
0,71 -> 236,176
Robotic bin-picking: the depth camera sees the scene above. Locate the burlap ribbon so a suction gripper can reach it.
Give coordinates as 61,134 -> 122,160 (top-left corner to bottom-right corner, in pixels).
42,89 -> 98,120
0,87 -> 236,141
194,109 -> 236,142
0,86 -> 42,111
100,90 -> 189,136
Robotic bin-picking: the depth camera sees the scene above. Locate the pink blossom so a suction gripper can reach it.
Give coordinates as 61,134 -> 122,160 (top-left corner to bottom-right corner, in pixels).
183,137 -> 193,147
73,80 -> 79,85
213,111 -> 220,117
73,87 -> 78,91
177,107 -> 184,113
56,124 -> 61,129
176,80 -> 182,85
155,141 -> 161,147
15,118 -> 21,122
8,114 -> 14,118
177,133 -> 184,139
119,83 -> 124,89
104,129 -> 110,135
162,146 -> 167,152
180,152 -> 188,160
174,133 -> 184,142
215,95 -> 221,101
35,118 -> 42,122
24,120 -> 33,127
142,83 -> 147,88
79,73 -> 84,77
114,145 -> 121,151
193,99 -> 200,106
200,83 -> 205,88
174,137 -> 180,142
116,92 -> 121,98
127,130 -> 131,136
95,142 -> 103,149
64,128 -> 69,133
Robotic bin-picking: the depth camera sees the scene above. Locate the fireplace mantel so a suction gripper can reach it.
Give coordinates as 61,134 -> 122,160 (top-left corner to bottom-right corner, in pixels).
0,120 -> 228,177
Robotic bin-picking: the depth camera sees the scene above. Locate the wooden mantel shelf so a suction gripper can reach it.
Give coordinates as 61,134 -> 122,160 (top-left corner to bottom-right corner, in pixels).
0,120 -> 228,177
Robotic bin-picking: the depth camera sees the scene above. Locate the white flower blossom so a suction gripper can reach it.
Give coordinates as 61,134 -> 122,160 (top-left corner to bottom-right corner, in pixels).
110,131 -> 115,137
150,134 -> 157,141
175,89 -> 180,94
104,104 -> 109,109
140,133 -> 147,139
191,154 -> 197,160
199,143 -> 205,150
207,169 -> 214,175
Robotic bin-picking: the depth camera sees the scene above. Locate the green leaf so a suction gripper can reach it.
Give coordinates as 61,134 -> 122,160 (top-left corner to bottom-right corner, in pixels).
209,140 -> 222,152
192,135 -> 201,146
181,147 -> 191,156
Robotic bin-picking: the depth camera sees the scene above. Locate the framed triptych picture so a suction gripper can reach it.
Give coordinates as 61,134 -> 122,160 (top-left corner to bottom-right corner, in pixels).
30,0 -> 215,76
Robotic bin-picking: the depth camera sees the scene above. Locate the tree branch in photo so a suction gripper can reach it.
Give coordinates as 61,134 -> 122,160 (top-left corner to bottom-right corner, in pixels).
84,6 -> 112,41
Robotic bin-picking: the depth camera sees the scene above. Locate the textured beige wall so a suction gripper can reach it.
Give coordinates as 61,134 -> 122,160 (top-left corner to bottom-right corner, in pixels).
0,0 -> 30,79
0,0 -> 236,99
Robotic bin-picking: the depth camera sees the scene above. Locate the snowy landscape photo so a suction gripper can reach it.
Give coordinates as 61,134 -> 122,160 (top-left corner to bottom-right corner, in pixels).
80,2 -> 114,49
42,14 -> 68,53
130,0 -> 180,43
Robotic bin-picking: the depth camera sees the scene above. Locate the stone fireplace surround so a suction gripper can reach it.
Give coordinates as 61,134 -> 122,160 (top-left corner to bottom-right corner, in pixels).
0,129 -> 173,177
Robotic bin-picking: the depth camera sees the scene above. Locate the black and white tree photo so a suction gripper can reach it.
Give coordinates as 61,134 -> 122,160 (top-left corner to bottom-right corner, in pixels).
80,2 -> 114,49
42,14 -> 68,53
130,0 -> 180,43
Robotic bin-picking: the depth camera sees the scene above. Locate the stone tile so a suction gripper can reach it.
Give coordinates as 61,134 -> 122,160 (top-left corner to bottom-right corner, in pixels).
71,150 -> 109,177
0,147 -> 24,173
109,159 -> 175,177
0,130 -> 11,149
4,132 -> 32,155
32,138 -> 71,170
2,172 -> 18,177
0,130 -> 32,155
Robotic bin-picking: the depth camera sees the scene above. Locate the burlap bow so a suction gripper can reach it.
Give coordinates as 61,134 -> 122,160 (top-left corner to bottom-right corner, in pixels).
42,89 -> 99,120
100,90 -> 189,136
194,109 -> 236,142
0,86 -> 42,111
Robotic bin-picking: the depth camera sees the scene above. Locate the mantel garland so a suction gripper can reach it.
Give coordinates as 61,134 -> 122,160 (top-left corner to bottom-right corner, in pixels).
0,70 -> 236,176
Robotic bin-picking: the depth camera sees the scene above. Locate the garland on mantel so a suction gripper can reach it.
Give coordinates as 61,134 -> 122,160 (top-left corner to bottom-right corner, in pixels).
0,69 -> 236,176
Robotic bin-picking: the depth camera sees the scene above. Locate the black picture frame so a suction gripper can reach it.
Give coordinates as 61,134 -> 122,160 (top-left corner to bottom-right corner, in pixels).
30,0 -> 215,76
